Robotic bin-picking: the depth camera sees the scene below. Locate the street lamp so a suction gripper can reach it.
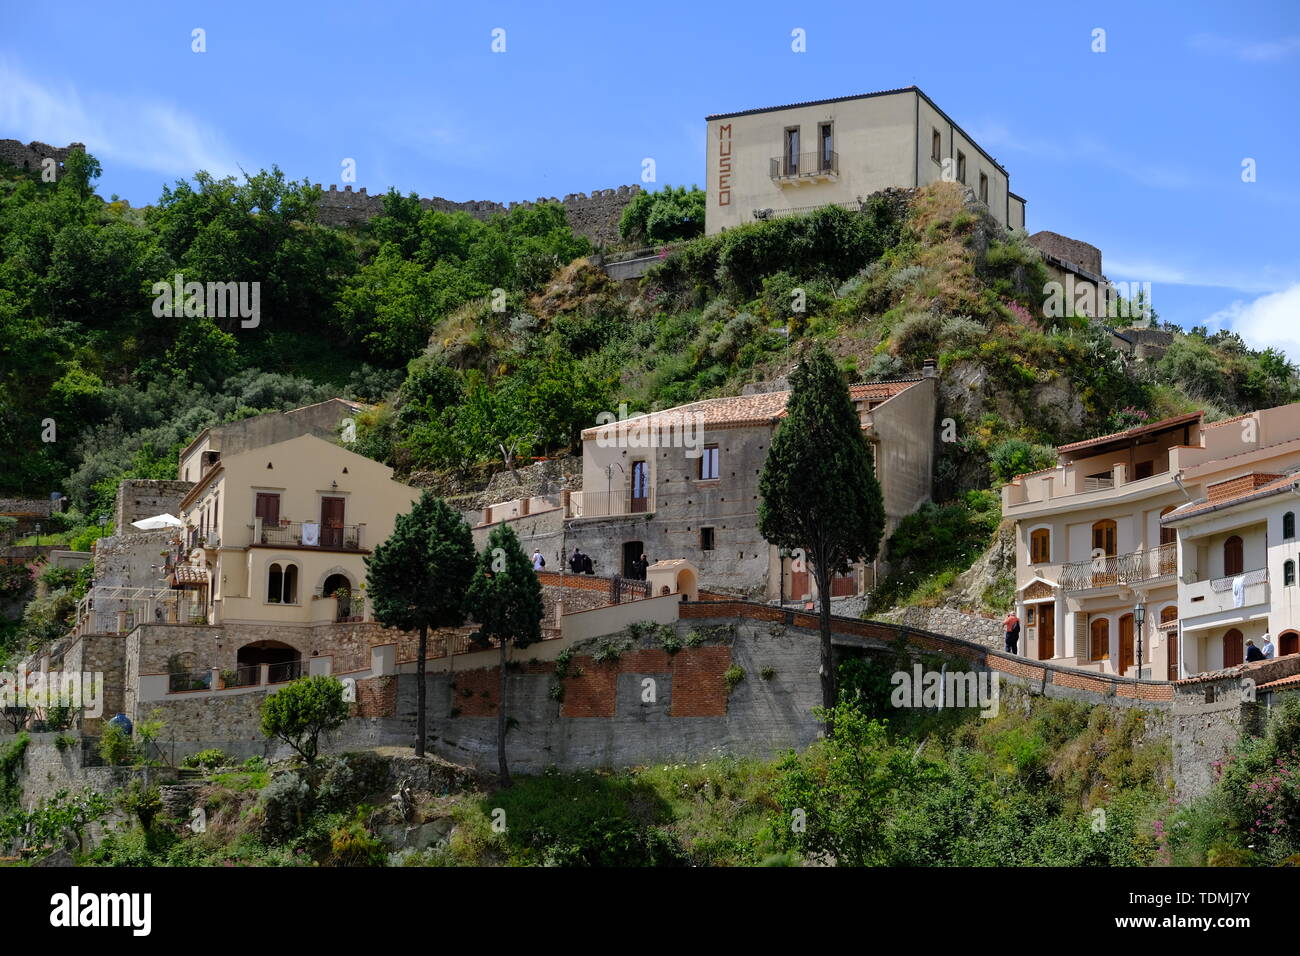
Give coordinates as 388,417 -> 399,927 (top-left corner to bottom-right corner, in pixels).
778,547 -> 791,606
1133,601 -> 1146,680
33,523 -> 41,546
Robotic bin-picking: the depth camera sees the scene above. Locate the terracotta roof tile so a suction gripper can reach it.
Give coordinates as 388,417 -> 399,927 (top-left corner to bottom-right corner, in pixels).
1163,472 -> 1299,521
580,379 -> 921,439
1056,411 -> 1203,454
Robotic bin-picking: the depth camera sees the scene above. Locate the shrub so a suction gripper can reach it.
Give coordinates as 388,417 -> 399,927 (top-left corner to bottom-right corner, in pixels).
328,812 -> 388,866
181,748 -> 231,771
259,675 -> 349,765
257,771 -> 314,843
723,666 -> 745,692
99,723 -> 138,766
988,438 -> 1057,484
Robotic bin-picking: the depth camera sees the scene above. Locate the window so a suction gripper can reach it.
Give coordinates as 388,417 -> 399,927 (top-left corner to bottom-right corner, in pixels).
1285,511 -> 1295,539
956,151 -> 967,184
931,128 -> 941,163
784,127 -> 800,175
700,527 -> 715,551
1134,460 -> 1154,480
1029,528 -> 1050,564
699,445 -> 720,480
979,172 -> 988,203
1224,535 -> 1244,576
1091,519 -> 1118,557
819,123 -> 833,170
1159,506 -> 1177,546
266,562 -> 298,604
1286,560 -> 1296,586
255,492 -> 281,526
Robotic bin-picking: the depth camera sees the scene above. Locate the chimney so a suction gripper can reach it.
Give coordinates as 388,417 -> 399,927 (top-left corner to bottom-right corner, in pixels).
921,358 -> 939,379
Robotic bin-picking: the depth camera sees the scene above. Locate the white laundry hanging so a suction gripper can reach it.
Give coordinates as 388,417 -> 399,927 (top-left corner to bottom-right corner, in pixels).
1232,575 -> 1246,608
301,522 -> 320,546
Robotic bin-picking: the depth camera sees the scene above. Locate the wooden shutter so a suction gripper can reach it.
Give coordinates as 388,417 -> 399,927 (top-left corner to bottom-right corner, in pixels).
256,493 -> 280,525
1075,612 -> 1090,661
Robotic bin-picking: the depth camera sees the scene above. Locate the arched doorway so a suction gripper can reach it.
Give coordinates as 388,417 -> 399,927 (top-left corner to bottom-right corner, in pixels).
1222,629 -> 1244,668
1279,631 -> 1300,656
1223,536 -> 1244,577
236,640 -> 302,685
322,572 -> 354,621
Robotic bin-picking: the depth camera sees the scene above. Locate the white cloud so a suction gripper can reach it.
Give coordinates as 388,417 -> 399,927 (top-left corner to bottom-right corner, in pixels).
1189,34 -> 1300,62
1207,283 -> 1300,359
0,58 -> 241,180
1106,259 -> 1292,296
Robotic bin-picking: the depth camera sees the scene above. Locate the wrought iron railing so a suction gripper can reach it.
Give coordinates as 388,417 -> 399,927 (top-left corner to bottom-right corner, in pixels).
1059,542 -> 1176,591
258,521 -> 363,550
1208,567 -> 1268,592
574,489 -> 655,518
770,150 -> 839,180
267,660 -> 305,684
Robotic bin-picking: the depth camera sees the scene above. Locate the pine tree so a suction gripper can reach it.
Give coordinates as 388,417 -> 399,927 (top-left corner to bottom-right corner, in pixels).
366,491 -> 476,757
466,523 -> 545,787
758,344 -> 885,733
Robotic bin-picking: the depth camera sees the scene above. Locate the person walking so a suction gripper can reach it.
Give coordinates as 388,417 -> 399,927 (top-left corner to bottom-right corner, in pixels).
532,549 -> 546,571
1003,609 -> 1021,655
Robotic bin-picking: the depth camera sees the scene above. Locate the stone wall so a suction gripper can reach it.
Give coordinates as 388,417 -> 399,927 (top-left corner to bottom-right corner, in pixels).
1029,230 -> 1103,275
870,605 -> 1003,648
312,183 -> 641,245
113,479 -> 193,533
0,140 -> 85,179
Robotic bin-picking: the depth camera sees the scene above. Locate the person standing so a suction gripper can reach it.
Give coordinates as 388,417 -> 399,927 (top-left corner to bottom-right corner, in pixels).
1246,639 -> 1265,663
532,549 -> 546,571
1003,609 -> 1021,655
1262,633 -> 1276,659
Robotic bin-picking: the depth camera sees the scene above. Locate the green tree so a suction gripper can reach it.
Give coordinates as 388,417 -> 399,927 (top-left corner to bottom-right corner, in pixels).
465,523 -> 544,787
365,491 -> 476,757
258,675 -> 349,765
758,344 -> 885,730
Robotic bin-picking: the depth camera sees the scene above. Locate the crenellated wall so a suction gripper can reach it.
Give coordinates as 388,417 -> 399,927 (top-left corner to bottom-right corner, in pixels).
312,183 -> 642,244
0,140 -> 86,179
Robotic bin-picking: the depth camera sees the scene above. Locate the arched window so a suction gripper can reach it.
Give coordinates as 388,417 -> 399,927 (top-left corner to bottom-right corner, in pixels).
1280,632 -> 1300,657
1029,528 -> 1051,564
1091,520 -> 1118,557
1224,536 -> 1244,576
1222,628 -> 1244,668
266,562 -> 299,604
1090,617 -> 1110,661
1159,605 -> 1178,625
1285,512 -> 1296,540
1286,560 -> 1296,587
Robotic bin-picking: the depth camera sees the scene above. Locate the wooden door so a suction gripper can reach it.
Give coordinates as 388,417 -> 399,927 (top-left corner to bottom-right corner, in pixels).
1281,632 -> 1300,657
1167,631 -> 1179,680
1038,602 -> 1055,659
1223,628 -> 1244,668
1090,617 -> 1110,661
790,568 -> 810,600
320,496 -> 345,548
630,461 -> 649,513
1224,536 -> 1244,576
1119,613 -> 1135,674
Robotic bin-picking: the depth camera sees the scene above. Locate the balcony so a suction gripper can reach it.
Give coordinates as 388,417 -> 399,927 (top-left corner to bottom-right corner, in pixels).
1182,568 -> 1270,623
1059,542 -> 1177,592
569,488 -> 656,519
770,151 -> 839,184
255,520 -> 364,551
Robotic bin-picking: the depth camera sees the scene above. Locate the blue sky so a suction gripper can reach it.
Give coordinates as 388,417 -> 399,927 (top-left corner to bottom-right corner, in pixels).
3,0 -> 1298,350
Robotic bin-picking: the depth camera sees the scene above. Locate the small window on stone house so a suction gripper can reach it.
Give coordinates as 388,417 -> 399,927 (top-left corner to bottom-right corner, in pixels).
979,172 -> 988,203
699,445 -> 720,481
931,128 -> 942,163
956,151 -> 967,184
700,527 -> 715,551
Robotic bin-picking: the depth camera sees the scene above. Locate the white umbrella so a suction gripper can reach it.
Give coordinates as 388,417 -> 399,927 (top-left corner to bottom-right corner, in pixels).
130,513 -> 183,531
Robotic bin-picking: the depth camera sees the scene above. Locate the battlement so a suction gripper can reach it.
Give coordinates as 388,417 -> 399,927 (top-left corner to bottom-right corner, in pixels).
313,181 -> 642,244
0,139 -> 86,178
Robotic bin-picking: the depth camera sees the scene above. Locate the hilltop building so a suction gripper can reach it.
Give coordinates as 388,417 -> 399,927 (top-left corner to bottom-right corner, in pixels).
705,86 -> 1026,234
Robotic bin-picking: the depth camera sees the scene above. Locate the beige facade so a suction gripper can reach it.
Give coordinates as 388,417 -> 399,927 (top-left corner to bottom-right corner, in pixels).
1003,402 -> 1300,678
706,86 -> 1025,235
174,433 -> 420,628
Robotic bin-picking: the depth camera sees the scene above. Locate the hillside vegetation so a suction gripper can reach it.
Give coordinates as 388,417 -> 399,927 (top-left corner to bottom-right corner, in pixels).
2,152 -> 1298,621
